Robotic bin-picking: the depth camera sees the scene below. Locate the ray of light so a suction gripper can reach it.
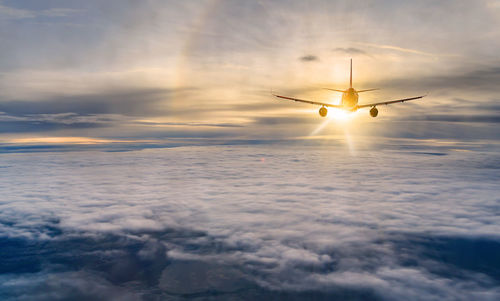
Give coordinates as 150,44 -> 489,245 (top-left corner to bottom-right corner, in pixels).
172,0 -> 222,90
309,114 -> 333,136
309,108 -> 358,137
343,127 -> 357,156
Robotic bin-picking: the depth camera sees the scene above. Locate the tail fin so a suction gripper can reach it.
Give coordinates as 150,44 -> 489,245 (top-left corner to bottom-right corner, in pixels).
349,58 -> 352,88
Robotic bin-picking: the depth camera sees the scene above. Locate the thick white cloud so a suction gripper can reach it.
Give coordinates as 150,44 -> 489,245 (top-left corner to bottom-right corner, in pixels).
0,143 -> 499,300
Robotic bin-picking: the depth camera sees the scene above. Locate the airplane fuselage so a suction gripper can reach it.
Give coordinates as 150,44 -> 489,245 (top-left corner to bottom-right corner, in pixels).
341,88 -> 359,111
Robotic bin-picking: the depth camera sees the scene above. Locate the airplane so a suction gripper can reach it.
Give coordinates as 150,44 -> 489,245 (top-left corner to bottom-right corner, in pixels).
272,59 -> 425,118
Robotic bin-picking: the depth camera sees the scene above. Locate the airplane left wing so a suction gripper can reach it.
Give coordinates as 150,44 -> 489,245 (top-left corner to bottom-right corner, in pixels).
273,94 -> 343,108
357,95 -> 426,108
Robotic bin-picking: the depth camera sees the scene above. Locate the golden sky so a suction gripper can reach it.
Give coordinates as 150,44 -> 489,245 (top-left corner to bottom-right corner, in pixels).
1,0 -> 500,147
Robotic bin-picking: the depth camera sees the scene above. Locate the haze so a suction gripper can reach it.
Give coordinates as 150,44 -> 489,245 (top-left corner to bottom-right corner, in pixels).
0,0 -> 500,148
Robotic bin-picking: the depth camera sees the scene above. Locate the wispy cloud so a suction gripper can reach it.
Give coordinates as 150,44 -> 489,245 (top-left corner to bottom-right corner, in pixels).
0,2 -> 82,20
0,3 -> 32,19
333,47 -> 369,56
359,42 -> 439,57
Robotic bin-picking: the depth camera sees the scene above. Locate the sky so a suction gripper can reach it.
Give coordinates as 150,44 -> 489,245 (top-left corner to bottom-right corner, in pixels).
1,1 -> 500,300
1,0 -> 500,151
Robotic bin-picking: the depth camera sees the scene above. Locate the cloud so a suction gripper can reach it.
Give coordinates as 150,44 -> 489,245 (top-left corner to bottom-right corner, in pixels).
371,65 -> 500,95
134,121 -> 244,128
0,86 -> 210,135
250,116 -> 314,126
0,3 -> 33,19
407,114 -> 500,123
299,55 -> 319,62
360,43 -> 437,57
0,88 -> 177,116
0,112 -> 121,134
333,47 -> 369,56
0,2 -> 82,20
39,8 -> 83,18
0,143 -> 499,299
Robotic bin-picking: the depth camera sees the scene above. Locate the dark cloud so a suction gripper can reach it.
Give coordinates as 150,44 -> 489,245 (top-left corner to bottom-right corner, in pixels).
134,121 -> 243,128
407,114 -> 500,123
372,66 -> 500,94
0,88 -> 180,116
0,120 -> 106,134
299,55 -> 319,62
0,87 -> 213,135
0,112 -> 119,133
333,47 -> 368,56
398,234 -> 500,281
0,142 -> 184,154
1,225 -> 499,300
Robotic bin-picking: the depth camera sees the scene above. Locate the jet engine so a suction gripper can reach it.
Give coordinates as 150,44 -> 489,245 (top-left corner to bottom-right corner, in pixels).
319,107 -> 328,117
370,107 -> 378,117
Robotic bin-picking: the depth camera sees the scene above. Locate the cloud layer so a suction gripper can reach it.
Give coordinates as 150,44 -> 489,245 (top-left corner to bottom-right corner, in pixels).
1,143 -> 499,300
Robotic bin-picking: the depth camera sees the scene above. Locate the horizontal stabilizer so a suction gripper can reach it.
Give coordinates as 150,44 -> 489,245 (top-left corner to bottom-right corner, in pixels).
357,88 -> 379,93
323,88 -> 345,93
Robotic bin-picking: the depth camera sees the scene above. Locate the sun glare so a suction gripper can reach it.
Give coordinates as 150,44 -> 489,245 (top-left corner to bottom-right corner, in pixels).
309,108 -> 361,137
329,109 -> 353,122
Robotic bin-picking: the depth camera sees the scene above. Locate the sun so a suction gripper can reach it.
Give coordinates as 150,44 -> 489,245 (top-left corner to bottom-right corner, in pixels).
329,109 -> 353,122
327,108 -> 363,123
308,108 -> 360,136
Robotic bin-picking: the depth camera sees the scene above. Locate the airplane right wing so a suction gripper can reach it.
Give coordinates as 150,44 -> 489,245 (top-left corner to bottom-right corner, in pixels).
356,95 -> 426,108
273,94 -> 343,108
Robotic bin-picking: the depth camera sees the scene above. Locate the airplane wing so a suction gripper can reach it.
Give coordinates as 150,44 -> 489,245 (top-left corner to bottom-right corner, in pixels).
357,95 -> 426,108
273,94 -> 343,108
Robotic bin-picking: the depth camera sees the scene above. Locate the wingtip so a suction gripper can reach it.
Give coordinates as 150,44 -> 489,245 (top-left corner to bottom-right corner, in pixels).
270,88 -> 280,98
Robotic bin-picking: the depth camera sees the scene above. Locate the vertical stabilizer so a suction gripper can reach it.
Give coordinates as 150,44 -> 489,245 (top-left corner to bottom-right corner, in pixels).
349,58 -> 352,88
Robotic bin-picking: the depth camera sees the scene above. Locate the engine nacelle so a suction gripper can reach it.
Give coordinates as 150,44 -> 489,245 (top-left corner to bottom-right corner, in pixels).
319,107 -> 328,117
370,107 -> 378,117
